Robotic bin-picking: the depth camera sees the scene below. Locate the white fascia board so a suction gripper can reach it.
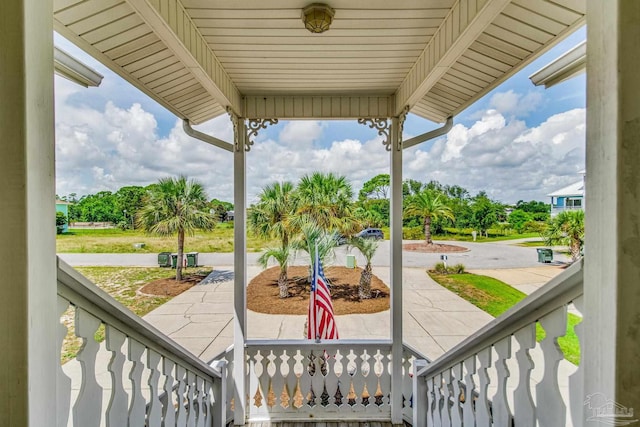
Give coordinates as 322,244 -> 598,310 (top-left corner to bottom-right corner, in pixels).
54,46 -> 103,87
529,41 -> 586,89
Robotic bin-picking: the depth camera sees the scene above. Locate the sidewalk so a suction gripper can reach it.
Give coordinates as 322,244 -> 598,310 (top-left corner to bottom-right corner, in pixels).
142,265 -> 493,362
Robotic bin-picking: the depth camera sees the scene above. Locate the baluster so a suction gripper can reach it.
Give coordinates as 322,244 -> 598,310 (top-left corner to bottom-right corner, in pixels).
536,306 -> 568,427
203,378 -> 213,427
127,338 -> 146,427
462,356 -> 476,427
450,363 -> 463,427
433,374 -> 443,427
105,325 -> 127,427
162,358 -> 177,427
441,370 -> 452,427
325,348 -> 340,410
195,376 -> 205,427
412,359 -> 428,426
476,348 -> 492,426
57,297 -> 72,427
176,365 -> 188,427
569,295 -> 585,427
426,376 -> 435,427
493,337 -> 512,427
513,324 -> 536,427
333,349 -> 345,408
147,349 -> 162,426
72,308 -> 103,427
280,350 -> 295,410
186,371 -> 197,427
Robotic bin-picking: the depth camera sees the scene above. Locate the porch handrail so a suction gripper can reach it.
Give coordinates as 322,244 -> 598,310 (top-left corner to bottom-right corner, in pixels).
57,257 -> 221,379
418,259 -> 582,379
56,257 -> 225,427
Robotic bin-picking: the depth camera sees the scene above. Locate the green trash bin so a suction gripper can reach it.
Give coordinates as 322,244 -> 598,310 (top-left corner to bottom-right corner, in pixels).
158,252 -> 171,267
186,252 -> 198,267
171,253 -> 178,269
346,254 -> 356,269
537,248 -> 553,263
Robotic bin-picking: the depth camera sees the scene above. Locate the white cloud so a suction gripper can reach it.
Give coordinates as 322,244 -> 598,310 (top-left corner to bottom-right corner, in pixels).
404,108 -> 586,201
489,90 -> 544,117
55,76 -> 585,205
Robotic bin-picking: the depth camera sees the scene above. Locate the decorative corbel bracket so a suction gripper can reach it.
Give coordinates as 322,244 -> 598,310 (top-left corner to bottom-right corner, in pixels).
397,105 -> 410,151
246,118 -> 279,152
226,107 -> 241,152
357,118 -> 391,151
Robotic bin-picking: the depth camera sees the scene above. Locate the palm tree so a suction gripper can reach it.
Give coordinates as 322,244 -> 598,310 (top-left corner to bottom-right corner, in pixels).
257,245 -> 292,298
249,182 -> 297,297
293,221 -> 337,283
544,210 -> 584,261
248,181 -> 297,247
404,190 -> 454,244
348,237 -> 379,300
293,172 -> 360,235
137,176 -> 216,281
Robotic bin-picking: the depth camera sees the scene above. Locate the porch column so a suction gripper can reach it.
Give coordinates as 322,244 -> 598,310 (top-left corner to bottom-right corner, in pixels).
0,0 -> 57,425
233,119 -> 248,425
584,0 -> 640,420
390,116 -> 404,424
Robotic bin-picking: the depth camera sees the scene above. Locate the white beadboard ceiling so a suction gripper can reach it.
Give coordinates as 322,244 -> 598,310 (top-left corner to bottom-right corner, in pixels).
53,0 -> 585,124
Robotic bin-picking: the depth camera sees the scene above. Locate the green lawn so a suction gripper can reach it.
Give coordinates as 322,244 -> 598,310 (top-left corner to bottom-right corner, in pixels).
57,223 -> 276,253
61,266 -> 207,363
435,230 -> 542,242
429,272 -> 581,365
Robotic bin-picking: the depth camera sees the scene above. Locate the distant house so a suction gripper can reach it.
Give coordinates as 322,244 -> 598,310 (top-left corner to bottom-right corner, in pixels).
548,171 -> 585,217
227,210 -> 234,221
55,199 -> 71,232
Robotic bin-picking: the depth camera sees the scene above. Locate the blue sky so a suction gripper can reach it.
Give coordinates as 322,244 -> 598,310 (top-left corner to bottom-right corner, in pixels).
54,27 -> 586,204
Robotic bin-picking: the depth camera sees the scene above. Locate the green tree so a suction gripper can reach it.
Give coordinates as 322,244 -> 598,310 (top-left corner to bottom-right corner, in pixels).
508,209 -> 533,233
257,246 -> 292,298
293,172 -> 359,235
249,182 -> 298,297
471,193 -> 504,236
348,237 -> 379,300
404,190 -> 454,244
358,174 -> 390,201
56,211 -> 67,234
544,210 -> 584,261
115,186 -> 146,228
137,176 -> 216,281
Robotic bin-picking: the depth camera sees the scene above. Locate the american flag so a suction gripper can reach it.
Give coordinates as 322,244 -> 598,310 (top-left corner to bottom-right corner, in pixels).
307,249 -> 338,340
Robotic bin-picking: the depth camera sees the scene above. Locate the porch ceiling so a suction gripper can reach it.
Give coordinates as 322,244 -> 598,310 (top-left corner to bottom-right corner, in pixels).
53,0 -> 585,124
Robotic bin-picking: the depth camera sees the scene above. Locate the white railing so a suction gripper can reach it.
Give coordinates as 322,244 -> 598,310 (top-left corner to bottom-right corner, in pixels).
210,341 -> 423,424
412,259 -> 584,427
551,205 -> 583,216
57,257 -> 226,427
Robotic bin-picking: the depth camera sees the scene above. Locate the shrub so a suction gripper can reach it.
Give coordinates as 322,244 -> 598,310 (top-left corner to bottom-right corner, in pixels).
433,262 -> 466,274
403,226 -> 424,240
524,220 -> 547,233
450,263 -> 466,274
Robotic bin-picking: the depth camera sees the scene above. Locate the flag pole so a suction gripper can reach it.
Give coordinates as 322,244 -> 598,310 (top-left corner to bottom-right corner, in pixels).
314,240 -> 321,343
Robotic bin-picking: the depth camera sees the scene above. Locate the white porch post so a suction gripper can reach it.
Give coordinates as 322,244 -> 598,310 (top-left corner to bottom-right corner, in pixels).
584,0 -> 640,420
233,119 -> 248,425
0,0 -> 56,425
390,116 -> 404,424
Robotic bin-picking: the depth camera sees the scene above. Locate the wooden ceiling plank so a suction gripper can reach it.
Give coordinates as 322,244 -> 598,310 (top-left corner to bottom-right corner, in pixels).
54,0 -> 123,25
493,14 -> 555,44
113,40 -> 167,67
502,3 -> 567,34
127,0 -> 242,114
82,13 -> 145,45
68,4 -> 134,35
511,0 -> 581,25
469,40 -> 520,66
105,33 -> 160,60
394,0 -> 511,115
475,33 -> 530,58
483,24 -> 542,52
93,25 -> 152,51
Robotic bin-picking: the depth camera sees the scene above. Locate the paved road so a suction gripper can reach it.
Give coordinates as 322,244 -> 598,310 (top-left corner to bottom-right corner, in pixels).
59,239 -> 571,269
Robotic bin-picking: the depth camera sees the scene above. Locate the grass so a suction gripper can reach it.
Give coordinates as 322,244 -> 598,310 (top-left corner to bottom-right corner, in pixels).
60,266 -> 206,363
516,240 -> 547,247
429,272 -> 581,365
57,223 -> 276,253
435,229 -> 542,242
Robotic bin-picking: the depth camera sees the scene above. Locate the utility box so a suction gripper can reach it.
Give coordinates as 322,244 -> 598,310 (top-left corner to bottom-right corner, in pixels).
186,252 -> 199,267
537,248 -> 553,263
158,252 -> 171,267
346,254 -> 356,269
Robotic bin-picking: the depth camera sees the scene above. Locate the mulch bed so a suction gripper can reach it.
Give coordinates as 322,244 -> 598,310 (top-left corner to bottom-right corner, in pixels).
139,274 -> 208,297
247,266 -> 390,315
403,242 -> 468,253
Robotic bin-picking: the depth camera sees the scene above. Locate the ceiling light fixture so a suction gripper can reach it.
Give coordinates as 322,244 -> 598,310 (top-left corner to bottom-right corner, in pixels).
302,3 -> 335,34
